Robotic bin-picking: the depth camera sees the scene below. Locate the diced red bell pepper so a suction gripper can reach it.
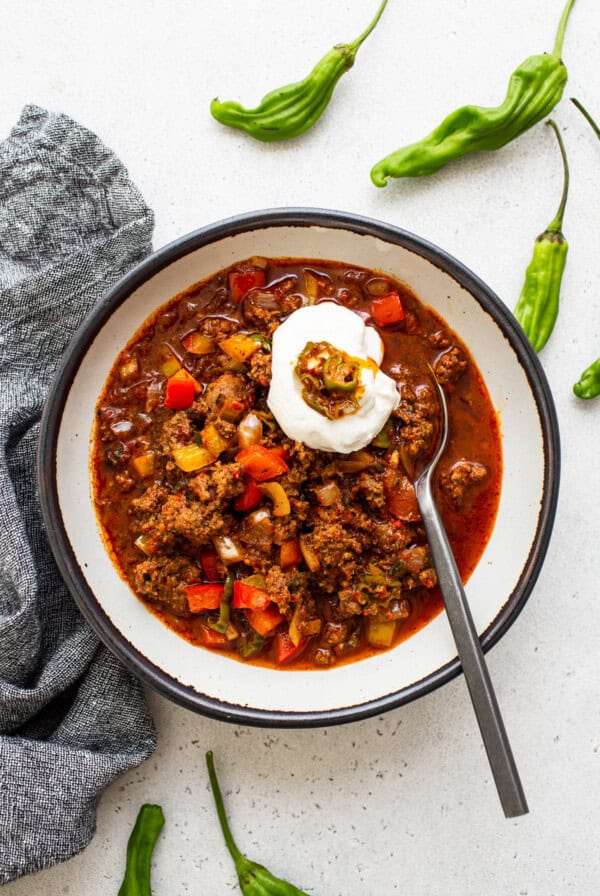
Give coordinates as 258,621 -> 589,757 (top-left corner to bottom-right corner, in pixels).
280,539 -> 303,569
233,475 -> 263,512
275,630 -> 308,665
185,583 -> 224,613
371,291 -> 405,328
232,581 -> 271,610
198,623 -> 230,649
228,270 -> 266,303
199,550 -> 221,582
246,604 -> 284,636
383,469 -> 421,522
164,369 -> 197,409
235,445 -> 289,482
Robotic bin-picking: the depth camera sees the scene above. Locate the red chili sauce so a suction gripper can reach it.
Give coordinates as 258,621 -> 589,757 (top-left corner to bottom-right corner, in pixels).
92,258 -> 502,669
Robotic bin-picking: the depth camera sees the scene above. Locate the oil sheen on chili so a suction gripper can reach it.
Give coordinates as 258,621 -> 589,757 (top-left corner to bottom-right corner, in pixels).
93,257 -> 502,669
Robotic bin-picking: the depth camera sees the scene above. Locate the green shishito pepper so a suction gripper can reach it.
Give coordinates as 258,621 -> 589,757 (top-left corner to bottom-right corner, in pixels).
571,98 -> 600,399
210,0 -> 387,142
573,359 -> 600,400
371,0 -> 576,185
514,120 -> 569,353
206,751 -> 311,896
118,804 -> 165,896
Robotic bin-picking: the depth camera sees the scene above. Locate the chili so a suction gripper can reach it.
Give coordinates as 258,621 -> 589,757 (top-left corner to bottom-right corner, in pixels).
370,0 -> 576,186
210,0 -> 388,142
118,804 -> 165,896
514,120 -> 569,352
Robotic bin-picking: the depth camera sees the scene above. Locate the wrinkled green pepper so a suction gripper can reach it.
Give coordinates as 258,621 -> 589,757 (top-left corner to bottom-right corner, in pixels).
207,571 -> 235,634
118,804 -> 165,896
206,751 -> 311,895
514,120 -> 569,352
570,98 -> 600,399
573,359 -> 600,399
211,0 -> 387,142
371,0 -> 576,185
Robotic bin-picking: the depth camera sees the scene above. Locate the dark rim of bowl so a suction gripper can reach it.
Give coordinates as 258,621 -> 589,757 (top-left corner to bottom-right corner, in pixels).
38,207 -> 560,728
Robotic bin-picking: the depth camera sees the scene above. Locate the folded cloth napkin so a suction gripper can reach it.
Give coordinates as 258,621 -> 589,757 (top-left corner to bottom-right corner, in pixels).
0,106 -> 157,885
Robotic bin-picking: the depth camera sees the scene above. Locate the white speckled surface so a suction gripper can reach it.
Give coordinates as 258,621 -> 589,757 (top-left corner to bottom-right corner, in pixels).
3,1 -> 600,893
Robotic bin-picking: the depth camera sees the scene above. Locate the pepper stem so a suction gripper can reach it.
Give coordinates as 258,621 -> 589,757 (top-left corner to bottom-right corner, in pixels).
553,0 -> 576,58
348,0 -> 388,54
205,751 -> 246,869
546,121 -> 569,233
571,97 -> 600,141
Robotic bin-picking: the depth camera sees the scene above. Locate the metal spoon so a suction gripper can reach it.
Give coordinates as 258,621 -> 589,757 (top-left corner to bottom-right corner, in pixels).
414,376 -> 528,818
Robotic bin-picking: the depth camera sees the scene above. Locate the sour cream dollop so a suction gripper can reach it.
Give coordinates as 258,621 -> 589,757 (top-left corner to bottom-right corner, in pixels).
267,302 -> 399,454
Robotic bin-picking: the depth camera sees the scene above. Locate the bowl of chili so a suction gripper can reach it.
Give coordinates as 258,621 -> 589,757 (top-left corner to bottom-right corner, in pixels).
38,208 -> 560,727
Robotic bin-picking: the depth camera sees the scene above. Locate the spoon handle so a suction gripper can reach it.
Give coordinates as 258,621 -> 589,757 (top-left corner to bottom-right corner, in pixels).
415,478 -> 528,818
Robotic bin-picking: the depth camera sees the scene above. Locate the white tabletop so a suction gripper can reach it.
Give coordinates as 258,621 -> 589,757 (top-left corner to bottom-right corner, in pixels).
3,1 -> 599,893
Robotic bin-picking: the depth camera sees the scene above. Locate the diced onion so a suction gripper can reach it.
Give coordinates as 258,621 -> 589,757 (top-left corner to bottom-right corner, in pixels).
237,413 -> 263,449
134,534 -> 153,556
299,535 -> 320,572
288,605 -> 303,647
336,450 -> 374,473
314,481 -> 341,506
247,508 -> 271,528
119,358 -> 139,381
366,277 -> 393,297
213,536 -> 243,565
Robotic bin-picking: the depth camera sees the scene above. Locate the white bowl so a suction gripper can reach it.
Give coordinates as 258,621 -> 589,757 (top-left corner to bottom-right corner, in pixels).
38,209 -> 560,727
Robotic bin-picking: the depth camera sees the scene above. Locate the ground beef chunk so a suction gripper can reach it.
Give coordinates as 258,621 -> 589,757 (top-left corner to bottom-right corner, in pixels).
242,289 -> 283,329
133,556 -> 198,616
160,411 -> 194,453
130,483 -> 167,513
428,329 -> 452,350
397,545 -> 437,589
372,520 -> 413,555
350,471 -> 387,514
237,516 -> 274,573
199,315 -> 239,338
158,492 -> 231,545
291,595 -> 322,638
196,372 -> 254,421
271,516 -> 299,544
280,441 -> 326,490
393,383 -> 437,462
440,459 -> 487,506
302,508 -> 372,594
247,350 -> 272,387
188,461 -> 244,505
243,288 -> 303,330
433,346 -> 468,386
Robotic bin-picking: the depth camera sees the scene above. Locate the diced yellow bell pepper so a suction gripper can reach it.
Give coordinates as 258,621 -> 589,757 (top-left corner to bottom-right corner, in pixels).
366,619 -> 397,649
131,452 -> 156,478
160,357 -> 182,378
173,444 -> 215,472
182,332 -> 217,355
201,423 -> 229,458
219,333 -> 262,363
258,481 -> 291,517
